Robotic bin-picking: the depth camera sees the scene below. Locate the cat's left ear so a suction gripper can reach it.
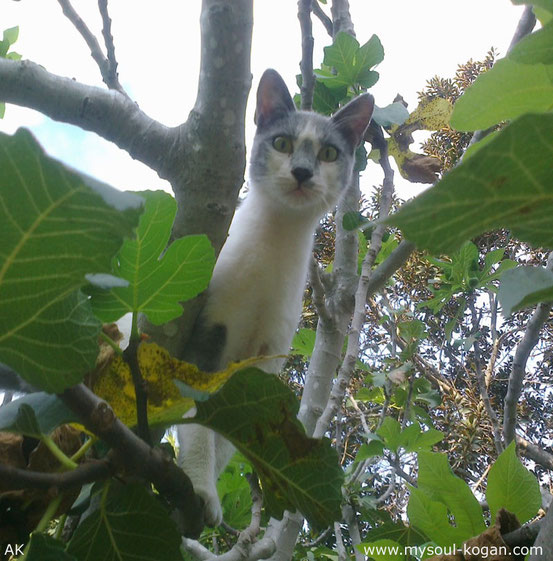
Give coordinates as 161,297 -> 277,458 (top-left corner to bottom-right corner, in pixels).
331,93 -> 374,150
255,69 -> 296,129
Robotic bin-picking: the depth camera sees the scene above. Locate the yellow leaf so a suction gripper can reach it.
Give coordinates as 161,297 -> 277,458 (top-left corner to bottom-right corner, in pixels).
93,342 -> 267,427
405,97 -> 453,131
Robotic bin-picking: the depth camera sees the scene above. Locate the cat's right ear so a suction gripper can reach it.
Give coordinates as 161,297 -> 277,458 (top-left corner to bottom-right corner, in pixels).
255,69 -> 296,129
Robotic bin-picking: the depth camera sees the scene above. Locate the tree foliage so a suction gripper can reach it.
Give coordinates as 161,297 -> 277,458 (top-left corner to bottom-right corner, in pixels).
1,2 -> 553,561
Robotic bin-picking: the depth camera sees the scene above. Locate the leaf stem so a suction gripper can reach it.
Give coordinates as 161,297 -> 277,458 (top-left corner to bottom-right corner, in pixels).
70,435 -> 97,463
99,331 -> 123,356
41,435 -> 79,470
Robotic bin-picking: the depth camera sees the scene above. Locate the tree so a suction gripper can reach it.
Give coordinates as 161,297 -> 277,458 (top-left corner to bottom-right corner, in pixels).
1,1 -> 553,561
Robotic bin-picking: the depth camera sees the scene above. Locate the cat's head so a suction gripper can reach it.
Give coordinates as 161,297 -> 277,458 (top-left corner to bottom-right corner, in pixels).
249,69 -> 374,216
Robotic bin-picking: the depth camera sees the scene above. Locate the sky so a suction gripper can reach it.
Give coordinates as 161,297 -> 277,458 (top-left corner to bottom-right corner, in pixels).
0,1 -> 526,198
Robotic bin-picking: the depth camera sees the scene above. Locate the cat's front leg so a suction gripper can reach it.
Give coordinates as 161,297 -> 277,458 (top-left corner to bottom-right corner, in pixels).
177,422 -> 223,526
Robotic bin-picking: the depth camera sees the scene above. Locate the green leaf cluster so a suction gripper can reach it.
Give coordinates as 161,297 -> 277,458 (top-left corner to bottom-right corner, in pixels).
423,242 -> 516,313
355,419 -> 443,462
304,31 -> 384,116
88,190 -> 215,325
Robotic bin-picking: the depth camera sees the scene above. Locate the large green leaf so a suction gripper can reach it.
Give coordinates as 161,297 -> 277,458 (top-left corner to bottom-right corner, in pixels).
187,368 -> 344,530
0,129 -> 142,392
498,265 -> 553,316
385,113 -> 553,254
0,392 -> 76,436
416,452 -> 485,539
406,486 -> 463,547
509,20 -> 553,65
67,482 -> 182,561
89,190 -> 214,325
450,59 -> 553,131
486,441 -> 541,524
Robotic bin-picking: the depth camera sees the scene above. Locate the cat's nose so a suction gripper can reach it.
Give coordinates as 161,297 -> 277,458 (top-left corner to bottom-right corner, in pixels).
291,167 -> 313,184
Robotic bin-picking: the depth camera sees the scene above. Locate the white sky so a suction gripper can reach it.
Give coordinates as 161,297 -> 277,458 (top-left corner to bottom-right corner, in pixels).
1,1 -> 525,198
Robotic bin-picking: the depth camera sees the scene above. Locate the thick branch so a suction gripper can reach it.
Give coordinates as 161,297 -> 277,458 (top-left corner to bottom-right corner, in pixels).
0,458 -> 113,491
517,436 -> 553,470
0,58 -> 174,175
58,383 -> 204,538
503,254 -> 553,445
145,0 -> 254,358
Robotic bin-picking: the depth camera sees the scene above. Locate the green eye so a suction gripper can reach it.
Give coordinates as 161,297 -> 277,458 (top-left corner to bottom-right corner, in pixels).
272,136 -> 293,154
318,145 -> 338,162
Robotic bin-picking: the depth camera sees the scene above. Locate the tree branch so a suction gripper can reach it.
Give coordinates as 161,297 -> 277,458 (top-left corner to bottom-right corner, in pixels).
0,58 -> 174,175
56,0 -> 125,94
298,0 -> 315,111
314,146 -> 395,439
517,436 -> 553,470
0,458 -> 114,491
58,383 -> 204,538
507,5 -> 537,55
123,337 -> 151,445
311,0 -> 333,37
144,0 -> 254,358
468,297 -> 504,455
98,0 -> 125,93
308,258 -> 332,324
181,473 -> 275,561
529,505 -> 553,561
503,254 -> 553,445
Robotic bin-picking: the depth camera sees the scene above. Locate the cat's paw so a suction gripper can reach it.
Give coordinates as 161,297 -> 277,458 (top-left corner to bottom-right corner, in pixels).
196,484 -> 223,527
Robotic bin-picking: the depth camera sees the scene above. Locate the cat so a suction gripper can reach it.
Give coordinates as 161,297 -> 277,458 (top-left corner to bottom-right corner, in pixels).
178,68 -> 374,526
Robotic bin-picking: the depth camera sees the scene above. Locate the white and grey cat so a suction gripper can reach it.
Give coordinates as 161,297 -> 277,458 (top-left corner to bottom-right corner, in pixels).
178,69 -> 374,526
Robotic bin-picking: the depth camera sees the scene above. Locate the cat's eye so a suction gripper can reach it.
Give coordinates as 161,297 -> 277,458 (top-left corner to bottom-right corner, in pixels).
318,145 -> 338,162
272,136 -> 293,154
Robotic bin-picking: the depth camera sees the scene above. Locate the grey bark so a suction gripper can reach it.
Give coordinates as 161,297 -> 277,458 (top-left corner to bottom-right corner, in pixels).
503,254 -> 553,445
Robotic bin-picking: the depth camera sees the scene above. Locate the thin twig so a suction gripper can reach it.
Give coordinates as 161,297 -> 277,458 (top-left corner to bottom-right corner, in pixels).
182,472 -> 275,561
123,337 -> 151,445
298,0 -> 316,110
97,0 -> 126,93
468,297 -> 504,454
311,0 -> 333,37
